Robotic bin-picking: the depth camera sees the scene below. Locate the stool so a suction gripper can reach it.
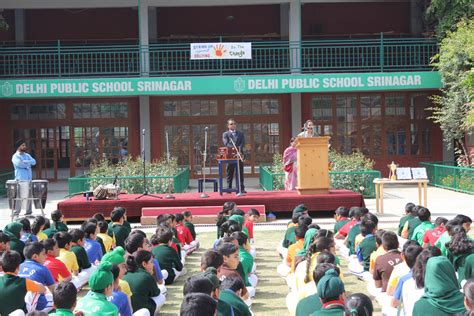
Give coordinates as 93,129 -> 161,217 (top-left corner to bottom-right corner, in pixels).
218,159 -> 240,195
198,178 -> 218,193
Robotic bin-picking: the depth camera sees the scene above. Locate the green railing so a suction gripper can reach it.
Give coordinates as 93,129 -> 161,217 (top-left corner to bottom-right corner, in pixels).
68,167 -> 190,195
1,36 -> 438,78
420,162 -> 474,194
259,166 -> 381,198
0,170 -> 14,197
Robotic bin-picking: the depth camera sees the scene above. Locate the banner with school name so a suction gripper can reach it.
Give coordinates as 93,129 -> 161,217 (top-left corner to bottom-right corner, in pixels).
0,72 -> 441,99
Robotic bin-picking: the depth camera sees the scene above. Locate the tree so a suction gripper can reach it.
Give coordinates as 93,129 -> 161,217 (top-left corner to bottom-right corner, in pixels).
425,0 -> 474,38
430,19 -> 474,166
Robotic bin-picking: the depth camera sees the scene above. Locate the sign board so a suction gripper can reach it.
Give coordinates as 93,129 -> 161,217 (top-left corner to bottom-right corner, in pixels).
190,42 -> 252,59
0,71 -> 442,99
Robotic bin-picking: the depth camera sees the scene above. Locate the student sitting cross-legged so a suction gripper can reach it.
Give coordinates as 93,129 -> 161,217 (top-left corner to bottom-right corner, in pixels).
42,238 -> 72,284
0,250 -> 46,316
311,268 -> 346,316
232,231 -> 258,289
348,214 -> 377,280
19,241 -> 55,312
48,281 -> 78,316
175,213 -> 199,255
76,261 -> 119,315
151,226 -> 185,285
219,275 -> 253,316
123,250 -> 166,315
69,228 -> 97,289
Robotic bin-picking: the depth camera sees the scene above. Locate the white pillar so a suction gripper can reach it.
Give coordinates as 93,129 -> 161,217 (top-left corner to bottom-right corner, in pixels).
280,3 -> 289,39
139,0 -> 150,76
14,9 -> 25,43
139,96 -> 151,160
289,0 -> 301,73
291,93 -> 302,137
148,7 -> 157,43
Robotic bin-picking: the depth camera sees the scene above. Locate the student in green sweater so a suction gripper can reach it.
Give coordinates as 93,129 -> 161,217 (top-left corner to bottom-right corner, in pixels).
345,207 -> 369,256
49,281 -> 78,316
446,225 -> 474,283
123,250 -> 165,315
3,222 -> 26,261
183,210 -> 198,242
219,275 -> 252,316
398,202 -> 416,236
348,216 -> 377,278
410,207 -> 434,246
50,209 -> 69,233
401,205 -> 422,239
311,269 -> 346,316
151,226 -> 185,284
109,207 -> 129,249
232,231 -> 257,289
181,293 -> 218,316
436,215 -> 472,256
333,206 -> 350,234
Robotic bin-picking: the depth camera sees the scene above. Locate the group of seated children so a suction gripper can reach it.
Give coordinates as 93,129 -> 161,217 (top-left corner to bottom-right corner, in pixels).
0,206 -> 200,316
276,203 -> 474,316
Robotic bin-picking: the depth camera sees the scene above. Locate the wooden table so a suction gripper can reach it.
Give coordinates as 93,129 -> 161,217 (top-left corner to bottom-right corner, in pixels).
373,178 -> 429,214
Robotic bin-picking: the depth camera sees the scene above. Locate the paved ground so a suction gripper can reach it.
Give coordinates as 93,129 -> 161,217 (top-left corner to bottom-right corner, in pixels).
1,177 -> 472,230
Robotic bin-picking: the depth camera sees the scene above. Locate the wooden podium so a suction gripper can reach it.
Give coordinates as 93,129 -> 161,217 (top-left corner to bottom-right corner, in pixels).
295,137 -> 330,195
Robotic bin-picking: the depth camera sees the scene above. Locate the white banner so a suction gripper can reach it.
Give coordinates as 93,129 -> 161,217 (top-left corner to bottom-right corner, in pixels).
190,42 -> 252,60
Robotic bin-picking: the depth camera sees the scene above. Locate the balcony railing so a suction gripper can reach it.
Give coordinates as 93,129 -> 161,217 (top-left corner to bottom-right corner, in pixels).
0,37 -> 438,78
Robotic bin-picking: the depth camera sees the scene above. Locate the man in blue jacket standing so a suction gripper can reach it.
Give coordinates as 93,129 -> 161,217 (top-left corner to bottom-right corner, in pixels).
12,139 -> 36,217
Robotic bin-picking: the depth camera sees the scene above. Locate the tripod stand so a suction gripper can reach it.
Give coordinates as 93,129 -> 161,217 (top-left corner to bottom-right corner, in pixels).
136,129 -> 162,200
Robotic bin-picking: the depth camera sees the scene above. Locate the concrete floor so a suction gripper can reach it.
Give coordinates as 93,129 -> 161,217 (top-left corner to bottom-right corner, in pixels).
1,177 -> 473,229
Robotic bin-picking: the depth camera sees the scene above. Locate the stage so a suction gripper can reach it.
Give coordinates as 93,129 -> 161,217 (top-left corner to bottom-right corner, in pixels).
57,189 -> 365,220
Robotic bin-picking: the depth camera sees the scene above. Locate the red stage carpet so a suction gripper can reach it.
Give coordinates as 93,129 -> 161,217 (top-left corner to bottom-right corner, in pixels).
58,189 -> 364,220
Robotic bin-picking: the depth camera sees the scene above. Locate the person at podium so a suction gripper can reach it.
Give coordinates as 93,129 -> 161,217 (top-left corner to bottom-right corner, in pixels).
298,120 -> 318,138
222,118 -> 246,193
283,137 -> 298,191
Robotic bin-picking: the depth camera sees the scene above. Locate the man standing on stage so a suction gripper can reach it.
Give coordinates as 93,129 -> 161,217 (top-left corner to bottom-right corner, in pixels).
222,119 -> 246,193
12,139 -> 36,217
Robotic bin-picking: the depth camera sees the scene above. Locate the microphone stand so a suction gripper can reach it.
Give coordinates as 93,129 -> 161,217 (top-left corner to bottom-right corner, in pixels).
229,137 -> 245,197
136,129 -> 162,200
200,127 -> 209,198
164,129 -> 175,199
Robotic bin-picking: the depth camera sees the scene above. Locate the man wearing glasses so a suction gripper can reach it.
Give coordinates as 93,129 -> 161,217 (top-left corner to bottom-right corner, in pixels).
223,119 -> 246,193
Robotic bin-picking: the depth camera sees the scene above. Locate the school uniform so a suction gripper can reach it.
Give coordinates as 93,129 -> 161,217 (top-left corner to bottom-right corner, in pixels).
464,253 -> 474,280
184,220 -> 197,240
123,268 -> 163,315
311,303 -> 345,316
97,233 -> 114,252
109,223 -> 129,248
422,226 -> 446,247
176,223 -> 198,252
373,249 -> 402,292
434,231 -> 451,256
218,266 -> 249,298
49,308 -> 75,316
151,244 -> 183,284
44,254 -> 71,282
109,290 -> 132,316
239,246 -> 257,288
295,293 -> 322,316
404,216 -> 422,239
346,223 -> 361,255
411,221 -> 434,246
84,238 -> 103,264
58,248 -> 79,273
51,221 -> 69,233
19,259 -> 55,311
356,234 -> 376,271
398,215 -> 411,236
4,222 -> 26,261
96,236 -> 107,255
244,220 -> 254,240
447,248 -> 474,283
334,217 -> 350,234
76,291 -> 119,315
71,245 -> 92,271
282,225 -> 298,248
0,272 -> 42,315
219,289 -> 252,316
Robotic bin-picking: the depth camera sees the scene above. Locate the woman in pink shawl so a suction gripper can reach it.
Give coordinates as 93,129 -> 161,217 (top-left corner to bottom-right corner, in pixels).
283,137 -> 298,190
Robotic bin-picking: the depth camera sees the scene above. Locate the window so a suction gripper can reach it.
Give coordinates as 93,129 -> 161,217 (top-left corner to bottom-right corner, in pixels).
164,99 -> 217,116
336,96 -> 357,154
311,96 -> 332,121
224,99 -> 279,115
361,95 -> 381,119
10,103 -> 66,120
385,94 -> 405,116
73,102 -> 128,119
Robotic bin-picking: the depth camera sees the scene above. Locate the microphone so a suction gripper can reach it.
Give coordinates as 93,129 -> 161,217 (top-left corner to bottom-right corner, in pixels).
205,126 -> 208,131
142,129 -> 145,135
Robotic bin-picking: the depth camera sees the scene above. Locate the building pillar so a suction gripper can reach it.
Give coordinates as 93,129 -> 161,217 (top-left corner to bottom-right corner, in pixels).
289,0 -> 301,73
280,3 -> 289,39
139,96 -> 151,160
139,0 -> 150,76
14,9 -> 25,43
410,0 -> 423,36
148,7 -> 157,43
291,93 -> 302,137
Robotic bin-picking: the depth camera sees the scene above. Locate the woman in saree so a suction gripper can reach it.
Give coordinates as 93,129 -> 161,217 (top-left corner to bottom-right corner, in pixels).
283,137 -> 298,191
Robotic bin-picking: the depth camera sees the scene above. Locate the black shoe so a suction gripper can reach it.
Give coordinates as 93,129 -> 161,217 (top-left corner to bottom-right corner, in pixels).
241,189 -> 247,193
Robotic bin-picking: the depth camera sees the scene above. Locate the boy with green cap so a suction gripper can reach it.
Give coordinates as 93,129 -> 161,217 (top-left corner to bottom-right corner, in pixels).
101,246 -> 132,299
49,281 -> 78,316
76,261 -> 119,315
311,269 -> 345,315
3,222 -> 26,261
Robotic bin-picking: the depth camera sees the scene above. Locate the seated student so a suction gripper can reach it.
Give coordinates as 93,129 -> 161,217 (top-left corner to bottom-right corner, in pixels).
123,250 -> 165,315
109,263 -> 144,316
464,279 -> 474,315
32,216 -> 48,241
151,226 -> 185,285
401,205 -> 422,240
392,246 -> 440,315
344,293 -> 374,316
98,221 -> 115,253
369,229 -> 386,274
0,231 -> 11,270
18,218 -> 38,243
386,240 -> 419,296
410,207 -> 434,246
292,226 -> 322,270
19,242 -> 55,312
76,261 -> 119,315
175,213 -> 199,254
398,203 -> 416,236
219,276 -> 252,316
69,229 -> 93,276
181,293 -> 218,316
446,225 -> 474,283
348,217 -> 377,278
102,246 -> 133,299
335,207 -> 367,244
345,207 -> 370,256
277,225 -> 307,277
83,222 -> 103,265
333,206 -> 350,234
48,281 -> 78,316
217,202 -> 235,238
294,262 -> 339,316
412,256 -> 466,315
435,217 -> 462,256
54,232 -> 79,276
82,218 -> 106,255
4,222 -> 26,261
244,208 -> 260,244
0,250 -> 46,315
464,253 -> 474,281
157,214 -> 185,262
109,207 -> 130,249
232,231 -> 258,289
421,217 -> 447,247
42,238 -> 72,283
312,269 -> 346,316
283,215 -> 312,251
288,204 -> 309,228
373,231 -> 402,293
183,210 -> 199,245
229,214 -> 250,237
278,214 -> 302,259
49,210 -> 69,234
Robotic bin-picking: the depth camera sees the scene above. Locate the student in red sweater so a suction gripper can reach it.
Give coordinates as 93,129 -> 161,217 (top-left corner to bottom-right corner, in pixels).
175,214 -> 199,255
422,217 -> 448,247
42,238 -> 72,283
